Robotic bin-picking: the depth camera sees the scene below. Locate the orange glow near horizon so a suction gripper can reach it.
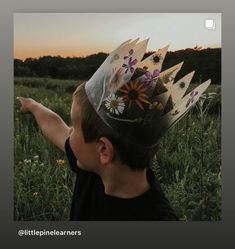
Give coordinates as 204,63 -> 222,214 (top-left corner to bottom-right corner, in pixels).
14,41 -> 110,60
14,48 -> 106,60
14,44 -> 221,61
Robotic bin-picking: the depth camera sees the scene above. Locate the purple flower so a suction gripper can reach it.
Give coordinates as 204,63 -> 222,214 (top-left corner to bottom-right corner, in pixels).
122,57 -> 137,74
123,49 -> 134,60
139,69 -> 160,88
186,91 -> 199,107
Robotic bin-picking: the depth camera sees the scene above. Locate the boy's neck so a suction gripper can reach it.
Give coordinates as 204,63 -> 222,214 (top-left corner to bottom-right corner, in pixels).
98,163 -> 151,199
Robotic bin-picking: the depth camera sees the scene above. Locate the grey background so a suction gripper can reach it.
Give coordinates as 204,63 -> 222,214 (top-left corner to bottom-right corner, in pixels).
0,0 -> 234,248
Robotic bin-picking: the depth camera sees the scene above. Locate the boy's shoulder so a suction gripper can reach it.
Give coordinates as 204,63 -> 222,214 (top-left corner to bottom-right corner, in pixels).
139,169 -> 179,220
65,137 -> 178,220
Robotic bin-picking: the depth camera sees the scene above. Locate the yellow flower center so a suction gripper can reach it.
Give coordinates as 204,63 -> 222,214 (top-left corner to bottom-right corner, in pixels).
110,100 -> 119,109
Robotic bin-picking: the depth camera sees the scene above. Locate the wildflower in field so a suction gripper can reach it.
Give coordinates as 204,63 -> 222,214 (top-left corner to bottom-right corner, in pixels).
201,92 -> 217,100
23,159 -> 31,164
56,159 -> 65,165
33,155 -> 39,160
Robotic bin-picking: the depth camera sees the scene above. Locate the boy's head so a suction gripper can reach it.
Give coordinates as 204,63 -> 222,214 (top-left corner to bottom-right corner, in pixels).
84,39 -> 211,148
70,38 -> 211,173
70,82 -> 158,172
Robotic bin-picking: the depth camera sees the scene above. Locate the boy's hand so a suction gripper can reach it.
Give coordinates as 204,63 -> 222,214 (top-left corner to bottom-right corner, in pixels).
16,96 -> 70,152
16,97 -> 36,113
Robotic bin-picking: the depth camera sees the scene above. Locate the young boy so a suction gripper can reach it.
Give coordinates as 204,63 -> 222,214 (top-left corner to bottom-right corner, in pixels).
17,38 -> 210,220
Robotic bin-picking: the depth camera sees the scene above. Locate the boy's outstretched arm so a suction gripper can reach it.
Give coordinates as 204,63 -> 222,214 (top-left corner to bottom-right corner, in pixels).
17,97 -> 71,152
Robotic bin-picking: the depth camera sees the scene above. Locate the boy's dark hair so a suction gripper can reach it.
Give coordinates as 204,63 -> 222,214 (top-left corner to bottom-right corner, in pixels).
74,82 -> 158,171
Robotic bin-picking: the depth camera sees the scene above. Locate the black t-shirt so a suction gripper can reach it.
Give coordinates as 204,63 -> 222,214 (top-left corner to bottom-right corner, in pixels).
65,137 -> 179,221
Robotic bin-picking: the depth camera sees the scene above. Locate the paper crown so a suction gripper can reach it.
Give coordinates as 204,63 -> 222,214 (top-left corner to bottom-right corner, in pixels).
85,38 -> 211,147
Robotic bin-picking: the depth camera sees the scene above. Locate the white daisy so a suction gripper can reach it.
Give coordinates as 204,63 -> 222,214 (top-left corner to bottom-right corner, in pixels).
105,93 -> 125,115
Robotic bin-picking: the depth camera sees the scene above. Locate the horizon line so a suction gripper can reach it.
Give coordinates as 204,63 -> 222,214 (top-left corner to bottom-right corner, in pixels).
14,45 -> 222,61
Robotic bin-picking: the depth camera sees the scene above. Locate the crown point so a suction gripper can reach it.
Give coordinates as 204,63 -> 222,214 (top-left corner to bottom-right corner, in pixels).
119,39 -> 132,47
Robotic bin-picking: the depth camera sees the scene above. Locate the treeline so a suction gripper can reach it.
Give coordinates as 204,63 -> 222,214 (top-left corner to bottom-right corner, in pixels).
14,47 -> 221,84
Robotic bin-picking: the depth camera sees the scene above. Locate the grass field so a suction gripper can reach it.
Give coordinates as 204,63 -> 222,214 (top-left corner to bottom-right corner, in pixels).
14,77 -> 221,221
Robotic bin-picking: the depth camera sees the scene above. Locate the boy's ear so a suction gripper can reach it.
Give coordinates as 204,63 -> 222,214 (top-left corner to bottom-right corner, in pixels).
97,137 -> 114,165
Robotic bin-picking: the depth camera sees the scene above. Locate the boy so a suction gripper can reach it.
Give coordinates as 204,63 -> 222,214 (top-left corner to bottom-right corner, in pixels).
17,38 -> 210,220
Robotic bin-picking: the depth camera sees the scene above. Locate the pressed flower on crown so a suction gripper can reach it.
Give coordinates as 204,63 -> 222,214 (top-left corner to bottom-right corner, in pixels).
139,69 -> 160,88
122,57 -> 137,74
107,67 -> 124,93
186,90 -> 199,108
105,93 -> 125,115
151,53 -> 163,64
119,81 -> 151,110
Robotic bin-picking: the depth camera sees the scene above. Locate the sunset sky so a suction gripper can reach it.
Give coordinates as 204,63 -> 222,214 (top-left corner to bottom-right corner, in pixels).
14,13 -> 221,60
